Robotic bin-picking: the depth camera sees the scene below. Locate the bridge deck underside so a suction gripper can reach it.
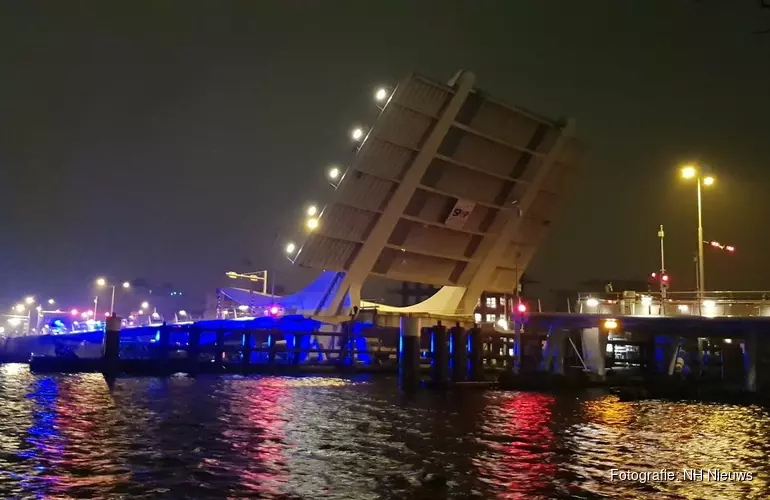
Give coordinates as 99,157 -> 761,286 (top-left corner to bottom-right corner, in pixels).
293,72 -> 582,294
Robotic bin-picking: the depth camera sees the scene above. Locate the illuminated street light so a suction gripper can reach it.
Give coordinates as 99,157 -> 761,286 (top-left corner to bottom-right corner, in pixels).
141,301 -> 149,309
681,165 -> 696,179
375,87 -> 389,102
96,278 -> 127,314
70,308 -> 79,316
25,296 -> 34,305
306,218 -> 319,230
48,298 -> 55,305
178,310 -> 187,316
285,242 -> 296,254
351,127 -> 364,141
306,205 -> 318,217
328,166 -> 340,180
680,163 -> 716,297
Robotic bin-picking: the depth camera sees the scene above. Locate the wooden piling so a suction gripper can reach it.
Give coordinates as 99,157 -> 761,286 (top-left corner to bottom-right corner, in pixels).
431,321 -> 448,388
451,323 -> 467,382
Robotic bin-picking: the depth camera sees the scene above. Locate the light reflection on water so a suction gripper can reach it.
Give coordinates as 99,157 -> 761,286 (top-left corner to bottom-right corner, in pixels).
0,364 -> 769,499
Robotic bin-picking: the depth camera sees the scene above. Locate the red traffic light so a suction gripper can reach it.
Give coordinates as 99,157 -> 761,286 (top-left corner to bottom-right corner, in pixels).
650,272 -> 657,279
516,303 -> 527,313
661,274 -> 669,283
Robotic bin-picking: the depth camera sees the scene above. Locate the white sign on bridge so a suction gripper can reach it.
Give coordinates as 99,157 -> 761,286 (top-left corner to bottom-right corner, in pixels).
444,199 -> 476,229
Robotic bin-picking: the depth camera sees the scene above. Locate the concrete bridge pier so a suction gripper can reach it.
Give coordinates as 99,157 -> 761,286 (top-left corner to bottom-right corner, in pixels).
399,316 -> 421,392
655,335 -> 681,376
540,326 -> 568,375
581,327 -> 608,380
742,332 -> 770,394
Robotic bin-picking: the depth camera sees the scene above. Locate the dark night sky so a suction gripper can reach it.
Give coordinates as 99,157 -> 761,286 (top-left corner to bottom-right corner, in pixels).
2,1 -> 769,312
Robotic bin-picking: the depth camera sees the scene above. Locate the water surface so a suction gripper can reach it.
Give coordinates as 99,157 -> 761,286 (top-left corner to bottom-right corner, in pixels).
1,364 -> 768,499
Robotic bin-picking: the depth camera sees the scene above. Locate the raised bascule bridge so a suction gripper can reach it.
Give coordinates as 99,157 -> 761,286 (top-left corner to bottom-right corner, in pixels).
5,70 -> 770,398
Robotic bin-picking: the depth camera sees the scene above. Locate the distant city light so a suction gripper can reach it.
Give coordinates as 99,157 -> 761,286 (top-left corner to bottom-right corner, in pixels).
7,318 -> 21,327
641,295 -> 653,306
306,205 -> 318,217
269,306 -> 280,315
237,305 -> 249,312
141,301 -> 149,309
585,298 -> 599,308
678,304 -> 689,313
351,127 -> 364,141
328,166 -> 340,180
604,318 -> 618,330
86,310 -> 93,317
14,304 -> 25,313
122,281 -> 130,289
725,245 -> 735,252
517,303 -> 527,313
285,242 -> 296,254
703,176 -> 715,186
375,87 -> 389,102
306,218 -> 319,230
48,298 -> 55,305
105,312 -> 110,317
496,318 -> 508,329
96,278 -> 107,286
178,310 -> 187,316
70,308 -> 79,316
25,296 -> 34,305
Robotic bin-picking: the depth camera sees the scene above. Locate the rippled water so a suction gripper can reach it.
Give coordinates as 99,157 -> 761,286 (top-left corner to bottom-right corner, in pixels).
1,364 -> 769,499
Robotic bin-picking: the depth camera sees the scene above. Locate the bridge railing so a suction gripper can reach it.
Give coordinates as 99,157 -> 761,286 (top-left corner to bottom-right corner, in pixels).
576,291 -> 770,317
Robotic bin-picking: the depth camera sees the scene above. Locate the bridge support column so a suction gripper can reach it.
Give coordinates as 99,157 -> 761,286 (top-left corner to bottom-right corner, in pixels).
540,326 -> 567,375
581,327 -> 608,380
241,332 -> 252,373
657,335 -> 681,376
157,322 -> 169,369
215,330 -> 225,370
468,325 -> 484,381
102,315 -> 121,379
744,332 -> 758,392
399,316 -> 421,392
188,327 -> 201,375
451,324 -> 467,382
431,322 -> 448,389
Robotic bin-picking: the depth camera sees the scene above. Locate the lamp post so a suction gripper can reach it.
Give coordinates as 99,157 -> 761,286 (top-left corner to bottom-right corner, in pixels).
96,278 -> 131,314
680,165 -> 715,297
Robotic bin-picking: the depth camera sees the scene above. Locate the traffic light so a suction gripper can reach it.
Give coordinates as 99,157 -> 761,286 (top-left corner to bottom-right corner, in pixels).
660,273 -> 669,291
512,301 -> 529,324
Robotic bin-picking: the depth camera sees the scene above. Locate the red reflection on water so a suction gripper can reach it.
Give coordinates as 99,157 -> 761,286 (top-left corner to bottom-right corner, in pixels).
475,392 -> 557,499
225,378 -> 291,496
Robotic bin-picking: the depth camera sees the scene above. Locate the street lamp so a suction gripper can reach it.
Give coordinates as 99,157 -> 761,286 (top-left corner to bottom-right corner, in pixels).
141,301 -> 149,310
96,278 -> 131,314
47,298 -> 55,305
680,164 -> 715,296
